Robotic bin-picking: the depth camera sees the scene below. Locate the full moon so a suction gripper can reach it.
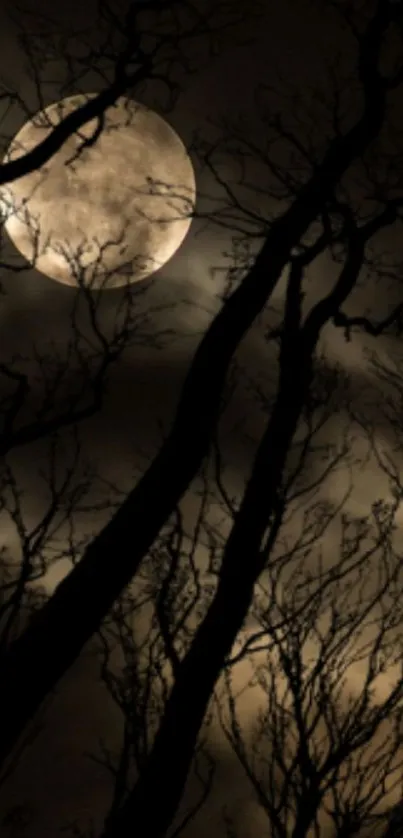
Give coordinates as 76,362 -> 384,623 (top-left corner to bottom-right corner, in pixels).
0,95 -> 196,288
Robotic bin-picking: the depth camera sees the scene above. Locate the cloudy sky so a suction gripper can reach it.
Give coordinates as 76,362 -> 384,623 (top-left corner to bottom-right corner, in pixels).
1,0 -> 403,835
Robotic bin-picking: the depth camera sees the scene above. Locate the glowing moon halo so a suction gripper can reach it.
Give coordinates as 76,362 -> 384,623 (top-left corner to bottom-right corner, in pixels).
0,95 -> 196,288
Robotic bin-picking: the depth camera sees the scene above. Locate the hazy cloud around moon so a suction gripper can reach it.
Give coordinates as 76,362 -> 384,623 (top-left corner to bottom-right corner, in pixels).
0,95 -> 196,288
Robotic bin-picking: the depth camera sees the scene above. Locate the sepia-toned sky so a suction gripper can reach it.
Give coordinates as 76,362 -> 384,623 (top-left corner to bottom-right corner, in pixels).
1,0 -> 403,835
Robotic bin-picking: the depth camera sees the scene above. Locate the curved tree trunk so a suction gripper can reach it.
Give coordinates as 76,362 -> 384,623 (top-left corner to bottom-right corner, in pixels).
0,1 -> 389,771
101,332 -> 313,838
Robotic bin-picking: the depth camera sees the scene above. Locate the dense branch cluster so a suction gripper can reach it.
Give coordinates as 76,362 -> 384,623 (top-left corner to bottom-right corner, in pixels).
1,1 -> 403,837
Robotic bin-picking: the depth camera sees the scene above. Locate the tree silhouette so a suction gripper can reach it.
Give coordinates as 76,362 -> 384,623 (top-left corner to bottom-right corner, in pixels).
2,1 -> 403,837
0,0 -> 245,773
215,485 -> 403,837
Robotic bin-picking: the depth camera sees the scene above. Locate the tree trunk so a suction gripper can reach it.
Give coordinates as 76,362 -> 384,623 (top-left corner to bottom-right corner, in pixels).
0,25 -> 387,768
101,343 -> 311,838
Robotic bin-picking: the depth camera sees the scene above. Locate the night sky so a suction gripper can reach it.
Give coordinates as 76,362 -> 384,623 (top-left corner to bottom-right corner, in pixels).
1,0 -> 403,835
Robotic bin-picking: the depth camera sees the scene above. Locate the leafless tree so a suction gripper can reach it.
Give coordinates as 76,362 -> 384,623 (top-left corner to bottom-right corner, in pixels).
0,0 -> 250,791
2,1 -> 403,837
80,348 -> 402,837
92,497 -> 217,838
215,488 -> 403,838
